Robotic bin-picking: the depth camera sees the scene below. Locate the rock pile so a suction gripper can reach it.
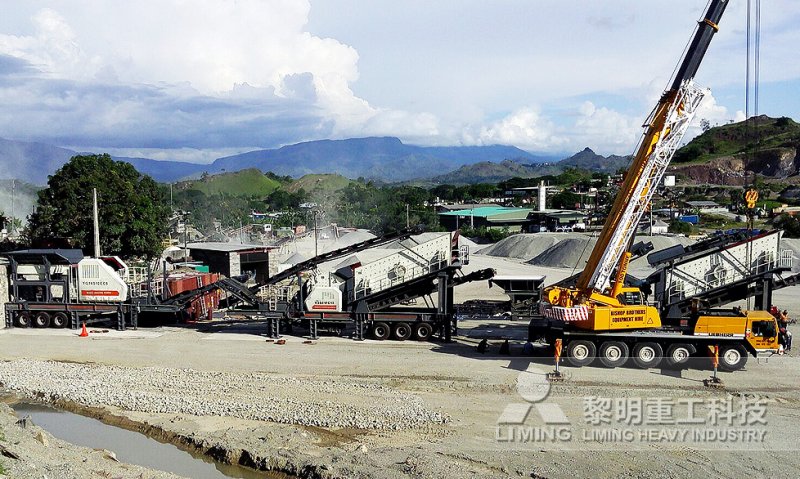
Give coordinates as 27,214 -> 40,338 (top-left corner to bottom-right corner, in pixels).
0,360 -> 448,430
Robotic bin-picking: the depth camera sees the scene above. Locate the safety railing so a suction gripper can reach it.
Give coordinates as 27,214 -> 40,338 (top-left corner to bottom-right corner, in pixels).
666,248 -> 794,304
350,256 -> 448,302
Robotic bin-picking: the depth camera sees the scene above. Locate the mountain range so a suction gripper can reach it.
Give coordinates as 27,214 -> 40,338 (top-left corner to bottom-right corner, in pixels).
427,147 -> 631,185
2,115 -> 796,191
0,136 -> 563,185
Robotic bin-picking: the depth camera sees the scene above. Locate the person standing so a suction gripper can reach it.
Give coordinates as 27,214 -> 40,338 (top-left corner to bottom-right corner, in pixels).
779,309 -> 793,352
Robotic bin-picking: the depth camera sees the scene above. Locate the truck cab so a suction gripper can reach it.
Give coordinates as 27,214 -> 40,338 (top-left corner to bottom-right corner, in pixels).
694,309 -> 780,354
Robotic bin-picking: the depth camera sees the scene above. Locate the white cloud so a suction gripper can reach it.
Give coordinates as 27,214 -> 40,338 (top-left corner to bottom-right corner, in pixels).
571,101 -> 641,154
0,1 -> 419,144
685,92 -> 745,142
470,107 -> 568,150
460,102 -> 639,155
0,0 -> 796,160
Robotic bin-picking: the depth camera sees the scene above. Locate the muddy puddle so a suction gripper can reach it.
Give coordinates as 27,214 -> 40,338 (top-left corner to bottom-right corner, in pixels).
11,401 -> 284,479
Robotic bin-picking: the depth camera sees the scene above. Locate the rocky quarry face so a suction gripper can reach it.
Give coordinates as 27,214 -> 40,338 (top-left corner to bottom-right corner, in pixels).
670,146 -> 798,185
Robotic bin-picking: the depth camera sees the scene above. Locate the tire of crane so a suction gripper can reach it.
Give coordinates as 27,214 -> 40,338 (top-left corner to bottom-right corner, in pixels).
14,311 -> 31,328
412,322 -> 433,341
371,322 -> 390,341
565,339 -> 596,367
598,341 -> 630,368
719,344 -> 748,372
33,312 -> 51,328
51,312 -> 69,329
631,342 -> 663,369
392,322 -> 412,341
665,343 -> 693,369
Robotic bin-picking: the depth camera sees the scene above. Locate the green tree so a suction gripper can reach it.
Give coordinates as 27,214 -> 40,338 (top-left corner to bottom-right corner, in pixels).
668,219 -> 694,235
551,190 -> 581,209
27,154 -> 169,258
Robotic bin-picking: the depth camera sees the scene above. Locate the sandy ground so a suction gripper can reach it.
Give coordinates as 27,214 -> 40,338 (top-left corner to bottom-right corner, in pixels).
1,248 -> 799,478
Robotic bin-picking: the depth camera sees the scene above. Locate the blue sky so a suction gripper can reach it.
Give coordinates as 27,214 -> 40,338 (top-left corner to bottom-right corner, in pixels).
0,0 -> 797,164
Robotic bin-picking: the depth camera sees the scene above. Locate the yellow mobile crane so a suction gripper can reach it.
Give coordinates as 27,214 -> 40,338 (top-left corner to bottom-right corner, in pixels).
534,0 -> 783,370
544,0 -> 730,329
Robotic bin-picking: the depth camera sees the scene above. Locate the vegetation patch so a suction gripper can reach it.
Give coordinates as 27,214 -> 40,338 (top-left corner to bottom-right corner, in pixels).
181,168 -> 282,197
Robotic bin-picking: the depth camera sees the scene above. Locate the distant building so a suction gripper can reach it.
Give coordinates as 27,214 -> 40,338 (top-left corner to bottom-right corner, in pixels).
436,203 -> 497,212
525,210 -> 588,232
772,204 -> 800,217
438,206 -> 532,231
438,206 -> 588,233
684,200 -> 727,214
646,219 -> 669,235
187,242 -> 278,283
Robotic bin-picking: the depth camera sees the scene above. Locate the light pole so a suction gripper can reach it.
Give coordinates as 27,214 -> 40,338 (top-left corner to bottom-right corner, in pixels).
182,210 -> 190,257
471,204 -> 474,228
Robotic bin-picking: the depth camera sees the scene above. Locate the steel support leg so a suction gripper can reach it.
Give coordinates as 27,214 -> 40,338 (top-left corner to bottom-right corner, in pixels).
437,271 -> 454,342
755,275 -> 772,310
354,313 -> 366,341
309,318 -> 318,340
266,316 -> 281,339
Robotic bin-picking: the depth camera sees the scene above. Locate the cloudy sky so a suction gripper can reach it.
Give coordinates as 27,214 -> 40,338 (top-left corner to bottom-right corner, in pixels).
0,0 -> 798,163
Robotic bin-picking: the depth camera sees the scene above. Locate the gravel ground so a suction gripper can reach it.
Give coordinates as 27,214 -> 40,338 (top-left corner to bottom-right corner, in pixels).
0,360 -> 446,430
1,250 -> 799,478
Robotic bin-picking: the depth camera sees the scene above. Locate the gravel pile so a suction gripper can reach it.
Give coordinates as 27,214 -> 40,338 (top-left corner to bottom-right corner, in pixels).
478,234 -> 561,260
528,237 -> 594,269
323,229 -> 376,253
458,235 -> 480,251
0,360 -> 448,430
480,233 -> 695,271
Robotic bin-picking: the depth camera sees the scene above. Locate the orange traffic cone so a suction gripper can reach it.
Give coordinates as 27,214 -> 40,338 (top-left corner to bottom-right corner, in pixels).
79,322 -> 89,337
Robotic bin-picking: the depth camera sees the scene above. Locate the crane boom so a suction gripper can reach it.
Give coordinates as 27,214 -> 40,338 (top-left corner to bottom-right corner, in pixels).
578,0 -> 729,299
543,0 -> 729,330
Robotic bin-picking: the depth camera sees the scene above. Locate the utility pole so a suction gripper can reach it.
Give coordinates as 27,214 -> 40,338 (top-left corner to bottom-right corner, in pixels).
314,210 -> 319,258
183,211 -> 190,257
470,204 -> 474,228
406,203 -> 410,228
10,179 -> 14,233
93,188 -> 101,258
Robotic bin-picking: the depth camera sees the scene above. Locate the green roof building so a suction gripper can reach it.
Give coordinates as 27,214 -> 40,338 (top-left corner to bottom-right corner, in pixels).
438,206 -> 533,231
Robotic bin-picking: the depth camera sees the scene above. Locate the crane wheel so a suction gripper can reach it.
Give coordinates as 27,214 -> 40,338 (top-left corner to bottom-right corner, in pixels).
371,322 -> 391,341
632,342 -> 663,369
33,312 -> 51,328
598,341 -> 629,368
719,344 -> 748,371
412,322 -> 433,341
14,312 -> 31,328
565,340 -> 596,367
51,312 -> 69,329
665,343 -> 693,369
392,322 -> 412,341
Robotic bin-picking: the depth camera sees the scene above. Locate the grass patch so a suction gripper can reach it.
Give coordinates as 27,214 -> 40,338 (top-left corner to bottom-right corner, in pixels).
183,168 -> 281,197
